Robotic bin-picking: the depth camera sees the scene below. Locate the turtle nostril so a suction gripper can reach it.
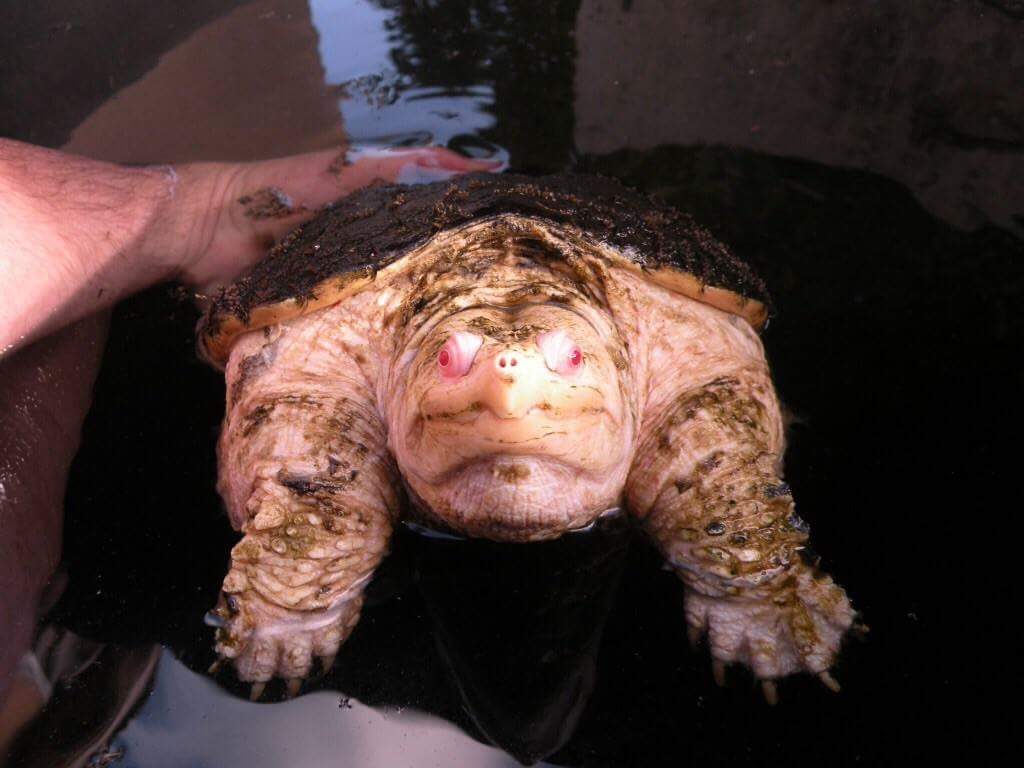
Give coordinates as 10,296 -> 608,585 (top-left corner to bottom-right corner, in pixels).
498,356 -> 507,368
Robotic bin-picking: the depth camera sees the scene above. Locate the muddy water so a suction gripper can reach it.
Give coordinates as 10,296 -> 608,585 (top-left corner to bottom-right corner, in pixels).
1,1 -> 1021,766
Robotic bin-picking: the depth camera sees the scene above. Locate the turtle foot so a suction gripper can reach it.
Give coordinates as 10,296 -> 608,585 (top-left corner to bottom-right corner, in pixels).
207,587 -> 364,698
684,566 -> 854,702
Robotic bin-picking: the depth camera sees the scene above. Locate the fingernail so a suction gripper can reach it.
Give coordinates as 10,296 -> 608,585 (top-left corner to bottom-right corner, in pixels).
480,157 -> 509,172
396,164 -> 462,185
419,153 -> 502,171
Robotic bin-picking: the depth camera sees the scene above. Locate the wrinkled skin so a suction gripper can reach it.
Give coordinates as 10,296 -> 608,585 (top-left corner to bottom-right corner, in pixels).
209,220 -> 854,699
391,301 -> 634,540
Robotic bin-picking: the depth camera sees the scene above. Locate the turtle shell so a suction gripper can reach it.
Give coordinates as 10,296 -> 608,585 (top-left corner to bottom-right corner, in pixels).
198,172 -> 770,365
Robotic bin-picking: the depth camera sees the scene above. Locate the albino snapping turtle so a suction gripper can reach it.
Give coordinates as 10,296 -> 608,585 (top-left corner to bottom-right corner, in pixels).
198,173 -> 855,703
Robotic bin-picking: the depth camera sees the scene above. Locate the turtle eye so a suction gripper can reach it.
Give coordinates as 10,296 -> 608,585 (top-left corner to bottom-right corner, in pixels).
438,332 -> 483,380
537,330 -> 584,376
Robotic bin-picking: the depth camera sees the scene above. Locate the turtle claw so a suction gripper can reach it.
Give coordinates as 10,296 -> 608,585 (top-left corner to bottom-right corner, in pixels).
285,678 -> 302,699
761,679 -> 779,706
320,654 -> 337,674
207,659 -> 224,675
818,670 -> 841,693
249,682 -> 266,701
711,659 -> 727,687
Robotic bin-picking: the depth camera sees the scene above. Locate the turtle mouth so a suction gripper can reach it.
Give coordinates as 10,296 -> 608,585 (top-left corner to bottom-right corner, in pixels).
417,406 -> 608,446
424,401 -> 607,422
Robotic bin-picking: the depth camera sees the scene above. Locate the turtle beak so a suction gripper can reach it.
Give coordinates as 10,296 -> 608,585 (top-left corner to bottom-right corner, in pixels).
477,346 -> 549,419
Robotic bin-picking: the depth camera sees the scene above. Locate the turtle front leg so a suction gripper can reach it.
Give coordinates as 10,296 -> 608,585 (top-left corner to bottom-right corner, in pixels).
208,329 -> 399,695
627,372 -> 855,700
211,473 -> 393,694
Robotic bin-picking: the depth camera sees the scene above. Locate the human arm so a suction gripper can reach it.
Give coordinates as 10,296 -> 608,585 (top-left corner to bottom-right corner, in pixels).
0,138 -> 498,357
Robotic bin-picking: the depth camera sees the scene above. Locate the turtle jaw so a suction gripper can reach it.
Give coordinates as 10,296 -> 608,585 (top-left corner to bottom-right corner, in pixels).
394,399 -> 633,540
401,453 -> 631,541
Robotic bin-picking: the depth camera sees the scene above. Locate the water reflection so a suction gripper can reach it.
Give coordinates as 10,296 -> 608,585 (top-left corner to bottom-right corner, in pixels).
121,650 -> 537,768
311,0 -> 508,162
412,519 -> 629,764
367,0 -> 580,170
64,0 -> 346,163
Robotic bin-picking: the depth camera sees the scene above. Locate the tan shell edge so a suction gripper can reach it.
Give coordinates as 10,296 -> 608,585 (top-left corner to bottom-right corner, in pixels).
198,273 -> 376,367
642,265 -> 769,332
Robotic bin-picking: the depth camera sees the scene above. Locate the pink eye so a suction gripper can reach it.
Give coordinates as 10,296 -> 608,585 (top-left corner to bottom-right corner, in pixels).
537,330 -> 584,376
438,332 -> 483,380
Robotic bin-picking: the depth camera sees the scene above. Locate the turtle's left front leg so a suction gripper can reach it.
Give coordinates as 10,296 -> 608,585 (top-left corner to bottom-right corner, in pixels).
627,371 -> 855,700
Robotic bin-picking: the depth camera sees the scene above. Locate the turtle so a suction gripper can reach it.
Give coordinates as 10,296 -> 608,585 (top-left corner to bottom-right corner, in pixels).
198,172 -> 855,703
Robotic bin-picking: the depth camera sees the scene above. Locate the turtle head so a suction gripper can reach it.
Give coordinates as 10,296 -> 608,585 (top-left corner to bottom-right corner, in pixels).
388,302 -> 635,540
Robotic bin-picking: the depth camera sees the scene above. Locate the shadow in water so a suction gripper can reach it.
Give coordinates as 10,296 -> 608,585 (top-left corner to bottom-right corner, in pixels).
411,519 -> 629,764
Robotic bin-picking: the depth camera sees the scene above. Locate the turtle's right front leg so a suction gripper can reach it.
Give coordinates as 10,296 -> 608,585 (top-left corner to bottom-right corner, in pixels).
208,335 -> 399,694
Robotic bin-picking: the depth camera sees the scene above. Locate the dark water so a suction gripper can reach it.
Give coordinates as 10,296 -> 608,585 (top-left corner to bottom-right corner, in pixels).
2,1 -> 1021,765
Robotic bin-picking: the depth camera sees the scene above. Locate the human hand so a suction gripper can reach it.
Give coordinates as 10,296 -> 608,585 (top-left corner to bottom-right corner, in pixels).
157,146 -> 502,294
0,140 -> 501,356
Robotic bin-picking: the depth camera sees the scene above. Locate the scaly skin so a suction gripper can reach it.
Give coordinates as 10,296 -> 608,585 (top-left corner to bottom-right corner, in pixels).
209,226 -> 853,699
619,271 -> 854,698
209,304 -> 398,688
